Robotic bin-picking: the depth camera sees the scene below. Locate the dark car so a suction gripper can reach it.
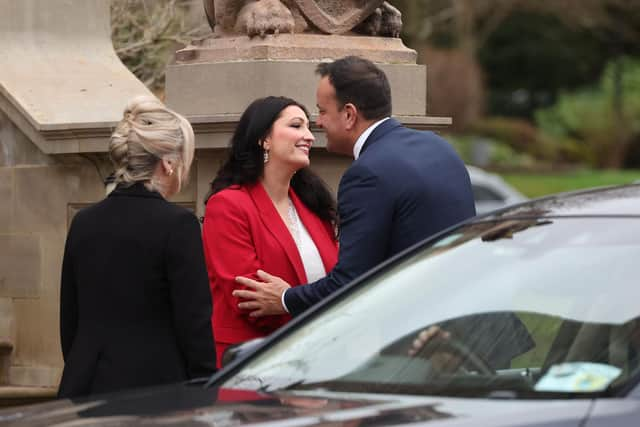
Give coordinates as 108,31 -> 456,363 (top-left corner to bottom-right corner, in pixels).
2,184 -> 640,426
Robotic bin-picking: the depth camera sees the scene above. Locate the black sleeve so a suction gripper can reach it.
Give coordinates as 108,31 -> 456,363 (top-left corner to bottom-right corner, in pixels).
60,227 -> 78,362
166,211 -> 217,379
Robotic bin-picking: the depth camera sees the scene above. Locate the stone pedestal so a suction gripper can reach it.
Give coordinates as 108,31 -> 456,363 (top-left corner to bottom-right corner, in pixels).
168,59 -> 426,117
166,33 -> 451,218
167,33 -> 450,123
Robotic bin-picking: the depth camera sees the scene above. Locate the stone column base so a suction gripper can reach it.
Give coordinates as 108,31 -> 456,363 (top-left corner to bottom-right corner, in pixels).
167,59 -> 427,118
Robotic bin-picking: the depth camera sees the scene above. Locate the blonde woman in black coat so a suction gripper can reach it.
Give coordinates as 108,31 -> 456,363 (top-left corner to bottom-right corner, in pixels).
58,96 -> 216,398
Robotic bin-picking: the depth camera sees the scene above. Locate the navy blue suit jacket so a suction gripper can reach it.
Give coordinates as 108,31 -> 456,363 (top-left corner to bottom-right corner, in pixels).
284,118 -> 476,316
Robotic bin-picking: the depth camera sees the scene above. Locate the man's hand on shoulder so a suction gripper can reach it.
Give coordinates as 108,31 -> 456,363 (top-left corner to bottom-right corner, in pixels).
234,270 -> 291,317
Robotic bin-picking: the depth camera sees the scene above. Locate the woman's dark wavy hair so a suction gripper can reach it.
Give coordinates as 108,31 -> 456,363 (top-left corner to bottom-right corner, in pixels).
205,96 -> 337,226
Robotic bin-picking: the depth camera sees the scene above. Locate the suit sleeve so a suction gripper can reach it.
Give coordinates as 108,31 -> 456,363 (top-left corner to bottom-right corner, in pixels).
202,194 -> 279,329
285,163 -> 392,316
166,211 -> 217,379
60,227 -> 78,363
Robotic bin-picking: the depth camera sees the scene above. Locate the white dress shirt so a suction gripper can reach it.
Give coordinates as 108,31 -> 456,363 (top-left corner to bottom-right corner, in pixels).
281,199 -> 326,313
288,199 -> 326,283
353,117 -> 390,160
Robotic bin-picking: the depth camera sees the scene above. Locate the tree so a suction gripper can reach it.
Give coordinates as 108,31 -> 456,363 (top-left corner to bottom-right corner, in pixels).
393,0 -> 640,165
535,57 -> 640,168
111,0 -> 208,94
395,0 -> 640,56
479,12 -> 607,118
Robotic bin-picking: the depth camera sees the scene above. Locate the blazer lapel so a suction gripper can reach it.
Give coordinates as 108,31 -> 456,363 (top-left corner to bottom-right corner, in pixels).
247,183 -> 307,284
359,118 -> 402,157
290,190 -> 338,274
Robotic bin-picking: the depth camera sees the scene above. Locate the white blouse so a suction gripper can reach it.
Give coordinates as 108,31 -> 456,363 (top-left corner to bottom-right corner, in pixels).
287,199 -> 326,282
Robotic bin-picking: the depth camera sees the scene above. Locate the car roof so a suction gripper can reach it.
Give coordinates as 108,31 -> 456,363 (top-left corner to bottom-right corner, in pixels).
477,184 -> 640,219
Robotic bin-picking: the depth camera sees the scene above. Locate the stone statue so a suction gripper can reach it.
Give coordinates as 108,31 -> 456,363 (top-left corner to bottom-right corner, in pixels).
204,0 -> 402,38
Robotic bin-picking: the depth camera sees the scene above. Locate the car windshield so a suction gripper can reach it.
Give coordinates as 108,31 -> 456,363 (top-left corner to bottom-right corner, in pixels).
223,217 -> 640,398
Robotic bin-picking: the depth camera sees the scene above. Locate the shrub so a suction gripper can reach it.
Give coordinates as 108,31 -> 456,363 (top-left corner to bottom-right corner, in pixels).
446,134 -> 536,170
534,56 -> 640,168
467,116 -> 556,160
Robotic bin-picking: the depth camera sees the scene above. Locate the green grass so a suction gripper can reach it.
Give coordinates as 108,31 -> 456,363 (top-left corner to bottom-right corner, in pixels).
511,313 -> 563,370
500,169 -> 640,198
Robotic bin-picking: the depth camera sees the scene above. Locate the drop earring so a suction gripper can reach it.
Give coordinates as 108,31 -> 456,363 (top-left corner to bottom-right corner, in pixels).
263,150 -> 269,164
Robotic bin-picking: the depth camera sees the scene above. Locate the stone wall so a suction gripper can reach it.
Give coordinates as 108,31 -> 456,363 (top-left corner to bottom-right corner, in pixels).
0,111 -> 52,168
0,0 -> 153,397
0,115 -> 105,390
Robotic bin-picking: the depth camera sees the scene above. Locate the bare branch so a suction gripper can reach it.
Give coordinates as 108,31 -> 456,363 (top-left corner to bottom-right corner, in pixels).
111,0 -> 203,93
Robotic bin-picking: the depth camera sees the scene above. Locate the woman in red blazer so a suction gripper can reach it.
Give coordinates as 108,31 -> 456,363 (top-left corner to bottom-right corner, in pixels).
203,96 -> 338,367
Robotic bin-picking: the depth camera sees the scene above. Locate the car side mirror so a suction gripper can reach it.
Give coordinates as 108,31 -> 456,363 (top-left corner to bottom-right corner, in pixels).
221,338 -> 265,367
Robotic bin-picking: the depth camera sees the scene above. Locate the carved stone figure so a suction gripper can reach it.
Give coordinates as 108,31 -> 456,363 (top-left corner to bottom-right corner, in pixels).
203,0 -> 402,38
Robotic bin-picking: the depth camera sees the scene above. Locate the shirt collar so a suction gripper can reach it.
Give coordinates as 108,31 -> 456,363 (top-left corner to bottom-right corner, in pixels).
353,117 -> 390,159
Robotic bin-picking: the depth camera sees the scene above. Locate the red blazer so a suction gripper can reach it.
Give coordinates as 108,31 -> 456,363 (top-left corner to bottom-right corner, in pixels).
202,183 -> 338,367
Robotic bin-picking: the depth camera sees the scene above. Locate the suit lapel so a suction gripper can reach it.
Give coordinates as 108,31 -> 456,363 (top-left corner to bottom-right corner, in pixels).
359,118 -> 402,157
290,190 -> 338,274
247,183 -> 307,284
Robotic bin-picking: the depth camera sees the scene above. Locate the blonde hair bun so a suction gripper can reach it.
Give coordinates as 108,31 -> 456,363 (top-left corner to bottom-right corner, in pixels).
109,96 -> 195,193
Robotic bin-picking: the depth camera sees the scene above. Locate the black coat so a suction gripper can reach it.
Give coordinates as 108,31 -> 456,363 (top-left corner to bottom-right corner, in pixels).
58,183 -> 216,398
284,119 -> 476,315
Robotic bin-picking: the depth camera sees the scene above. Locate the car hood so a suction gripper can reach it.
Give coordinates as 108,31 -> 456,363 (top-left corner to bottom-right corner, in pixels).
0,384 -> 594,427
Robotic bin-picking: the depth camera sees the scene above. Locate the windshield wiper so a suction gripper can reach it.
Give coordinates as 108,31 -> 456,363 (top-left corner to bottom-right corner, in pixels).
282,379 -> 608,400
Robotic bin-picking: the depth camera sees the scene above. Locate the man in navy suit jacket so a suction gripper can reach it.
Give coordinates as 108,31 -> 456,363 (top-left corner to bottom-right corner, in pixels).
234,56 -> 475,317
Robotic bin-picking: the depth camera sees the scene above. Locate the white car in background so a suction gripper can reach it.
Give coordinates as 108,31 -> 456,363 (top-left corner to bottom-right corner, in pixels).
467,165 -> 527,214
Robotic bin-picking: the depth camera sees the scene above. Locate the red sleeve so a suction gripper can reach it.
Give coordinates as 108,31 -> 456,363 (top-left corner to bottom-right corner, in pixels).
202,191 -> 279,329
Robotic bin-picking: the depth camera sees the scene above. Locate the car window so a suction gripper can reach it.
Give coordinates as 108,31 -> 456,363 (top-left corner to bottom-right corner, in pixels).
223,218 -> 640,398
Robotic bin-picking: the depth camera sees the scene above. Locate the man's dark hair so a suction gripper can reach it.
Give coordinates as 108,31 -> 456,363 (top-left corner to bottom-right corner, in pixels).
316,56 -> 392,120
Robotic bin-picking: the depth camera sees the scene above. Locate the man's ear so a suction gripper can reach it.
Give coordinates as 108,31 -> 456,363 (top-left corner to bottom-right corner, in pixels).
343,103 -> 358,130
